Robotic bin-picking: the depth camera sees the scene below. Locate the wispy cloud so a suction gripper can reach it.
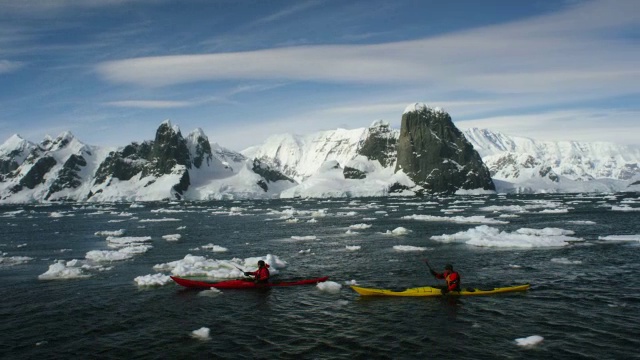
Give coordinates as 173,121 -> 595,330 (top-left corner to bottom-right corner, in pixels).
96,0 -> 639,106
251,0 -> 323,26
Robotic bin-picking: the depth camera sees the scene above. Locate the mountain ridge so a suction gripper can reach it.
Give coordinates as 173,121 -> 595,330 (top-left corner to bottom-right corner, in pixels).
1,108 -> 638,203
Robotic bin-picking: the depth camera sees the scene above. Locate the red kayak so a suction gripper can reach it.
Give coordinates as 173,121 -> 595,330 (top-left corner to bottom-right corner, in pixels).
170,275 -> 329,289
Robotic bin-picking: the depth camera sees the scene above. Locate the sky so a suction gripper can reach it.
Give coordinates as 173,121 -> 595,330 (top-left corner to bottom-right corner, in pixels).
0,0 -> 638,151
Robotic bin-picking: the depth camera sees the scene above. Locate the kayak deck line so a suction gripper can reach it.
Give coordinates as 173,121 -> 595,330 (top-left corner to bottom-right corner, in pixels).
171,275 -> 329,289
350,284 -> 530,297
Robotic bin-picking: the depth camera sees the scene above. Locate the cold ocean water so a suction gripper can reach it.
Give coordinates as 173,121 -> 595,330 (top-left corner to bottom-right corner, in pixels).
1,193 -> 639,360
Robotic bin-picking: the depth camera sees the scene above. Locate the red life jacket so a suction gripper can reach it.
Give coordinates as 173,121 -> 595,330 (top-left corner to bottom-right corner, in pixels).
436,270 -> 461,291
251,264 -> 270,282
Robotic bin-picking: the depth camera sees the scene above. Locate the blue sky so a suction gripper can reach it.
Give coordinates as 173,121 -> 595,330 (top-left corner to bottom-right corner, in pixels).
0,0 -> 638,151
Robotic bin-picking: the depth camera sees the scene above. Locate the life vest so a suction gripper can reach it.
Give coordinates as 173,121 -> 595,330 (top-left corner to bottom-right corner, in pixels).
436,270 -> 461,291
251,264 -> 270,283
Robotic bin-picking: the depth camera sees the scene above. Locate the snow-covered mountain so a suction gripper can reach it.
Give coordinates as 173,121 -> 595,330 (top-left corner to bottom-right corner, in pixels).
1,104 -> 639,203
0,121 -> 295,203
463,128 -> 640,193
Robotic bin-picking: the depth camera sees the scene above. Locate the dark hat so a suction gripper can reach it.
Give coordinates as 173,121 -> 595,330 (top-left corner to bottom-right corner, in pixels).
444,264 -> 453,271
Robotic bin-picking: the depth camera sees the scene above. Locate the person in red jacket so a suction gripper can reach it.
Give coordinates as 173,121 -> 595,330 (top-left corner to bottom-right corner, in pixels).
244,260 -> 270,284
429,263 -> 461,294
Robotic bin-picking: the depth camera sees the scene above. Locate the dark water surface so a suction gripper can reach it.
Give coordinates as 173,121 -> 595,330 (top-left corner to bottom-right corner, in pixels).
1,194 -> 639,359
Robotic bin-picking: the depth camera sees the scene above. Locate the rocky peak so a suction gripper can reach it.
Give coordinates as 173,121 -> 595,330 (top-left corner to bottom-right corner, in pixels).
357,120 -> 398,167
186,128 -> 213,169
50,131 -> 75,151
145,121 -> 191,176
0,135 -> 34,176
395,104 -> 495,193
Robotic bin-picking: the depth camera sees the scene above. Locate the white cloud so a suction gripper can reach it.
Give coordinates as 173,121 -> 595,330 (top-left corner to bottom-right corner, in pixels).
96,0 -> 639,101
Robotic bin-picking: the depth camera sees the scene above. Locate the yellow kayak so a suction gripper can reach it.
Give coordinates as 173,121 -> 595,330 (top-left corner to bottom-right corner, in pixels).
351,284 -> 530,297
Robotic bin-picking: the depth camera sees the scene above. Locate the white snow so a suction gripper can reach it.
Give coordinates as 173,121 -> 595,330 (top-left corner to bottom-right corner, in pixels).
290,235 -> 317,241
162,234 -> 182,241
95,229 -> 126,237
200,244 -> 228,252
515,335 -> 544,347
402,214 -> 509,224
598,235 -> 640,242
382,227 -> 411,235
38,260 -> 90,280
430,225 -> 582,248
317,281 -> 342,293
86,245 -> 152,262
0,255 -> 33,266
191,327 -> 211,340
393,245 -> 430,252
134,273 -> 172,286
349,223 -> 372,230
611,205 -> 640,212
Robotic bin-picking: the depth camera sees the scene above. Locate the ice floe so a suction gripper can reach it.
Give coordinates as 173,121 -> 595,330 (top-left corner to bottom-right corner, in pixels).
402,214 -> 508,224
430,225 -> 582,248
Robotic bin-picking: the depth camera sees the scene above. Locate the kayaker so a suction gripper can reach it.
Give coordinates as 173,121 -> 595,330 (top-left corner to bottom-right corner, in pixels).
429,263 -> 461,294
244,260 -> 270,284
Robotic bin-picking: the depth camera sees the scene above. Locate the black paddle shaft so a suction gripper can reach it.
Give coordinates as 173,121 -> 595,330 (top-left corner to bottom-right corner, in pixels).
423,259 -> 435,272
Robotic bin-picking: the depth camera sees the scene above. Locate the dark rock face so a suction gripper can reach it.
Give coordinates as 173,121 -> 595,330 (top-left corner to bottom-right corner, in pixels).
94,122 -> 192,188
11,156 -> 57,193
190,134 -> 213,169
343,166 -> 367,179
395,106 -> 495,193
46,155 -> 87,199
358,121 -> 397,167
94,142 -> 150,185
143,122 -> 191,177
252,158 -> 294,191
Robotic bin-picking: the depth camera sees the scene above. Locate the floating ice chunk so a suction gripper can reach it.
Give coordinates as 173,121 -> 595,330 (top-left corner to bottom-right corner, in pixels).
95,229 -> 125,237
346,245 -> 361,251
106,236 -> 152,248
317,281 -> 342,293
349,223 -> 372,230
291,235 -> 317,241
86,245 -> 151,262
515,335 -> 544,347
598,235 -> 640,242
402,214 -> 508,224
538,209 -> 569,214
516,228 -> 574,236
134,273 -> 172,286
567,220 -> 596,225
162,234 -> 182,241
191,327 -> 210,340
299,249 -> 311,254
139,218 -> 181,222
393,245 -> 429,252
38,260 -> 90,280
0,255 -> 33,266
611,205 -> 640,212
382,227 -> 411,236
201,244 -> 228,252
431,225 -> 580,248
